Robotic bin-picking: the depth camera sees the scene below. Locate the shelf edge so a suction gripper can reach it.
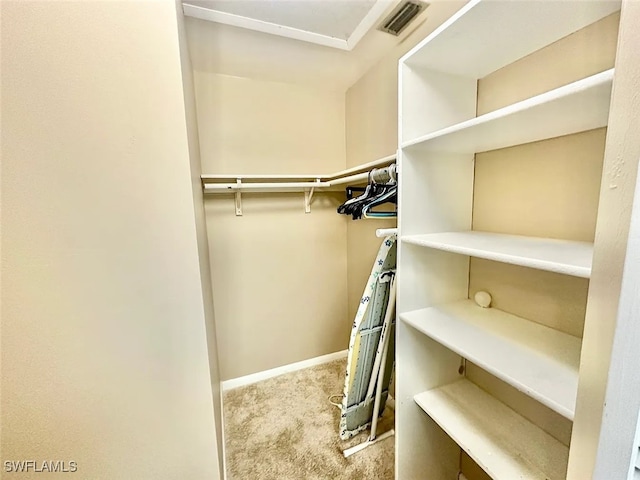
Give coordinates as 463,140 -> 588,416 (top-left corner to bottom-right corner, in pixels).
402,234 -> 592,279
401,69 -> 614,152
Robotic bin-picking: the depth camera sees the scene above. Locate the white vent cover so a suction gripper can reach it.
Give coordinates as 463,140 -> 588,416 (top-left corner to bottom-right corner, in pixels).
378,0 -> 428,36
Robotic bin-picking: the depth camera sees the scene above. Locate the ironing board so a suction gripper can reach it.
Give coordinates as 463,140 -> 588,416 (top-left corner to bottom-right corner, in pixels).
340,234 -> 397,440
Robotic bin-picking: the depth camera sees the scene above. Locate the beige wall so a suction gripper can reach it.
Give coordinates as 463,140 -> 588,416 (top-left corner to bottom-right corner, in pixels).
190,71 -> 349,380
187,0 -> 471,380
345,0 -> 469,169
344,1 -> 468,320
470,128 -> 606,338
476,13 -> 620,114
196,73 -> 346,175
470,13 -> 619,338
175,2 -> 224,470
344,49 -> 398,322
1,2 -> 221,478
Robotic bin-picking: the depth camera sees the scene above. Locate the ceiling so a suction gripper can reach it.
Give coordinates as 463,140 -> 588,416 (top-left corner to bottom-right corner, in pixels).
182,0 -> 467,92
183,0 -> 395,50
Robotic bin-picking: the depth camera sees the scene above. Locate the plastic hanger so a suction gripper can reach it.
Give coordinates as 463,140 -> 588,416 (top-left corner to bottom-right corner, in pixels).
361,187 -> 397,219
337,172 -> 375,214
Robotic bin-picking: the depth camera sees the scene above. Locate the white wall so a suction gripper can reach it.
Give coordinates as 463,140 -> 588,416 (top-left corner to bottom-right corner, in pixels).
1,1 -> 221,478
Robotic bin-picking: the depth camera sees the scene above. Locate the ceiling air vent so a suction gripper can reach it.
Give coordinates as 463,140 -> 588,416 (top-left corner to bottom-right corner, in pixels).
378,0 -> 428,36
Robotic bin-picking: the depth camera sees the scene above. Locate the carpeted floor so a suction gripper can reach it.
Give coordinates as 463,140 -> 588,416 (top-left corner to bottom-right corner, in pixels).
223,358 -> 395,480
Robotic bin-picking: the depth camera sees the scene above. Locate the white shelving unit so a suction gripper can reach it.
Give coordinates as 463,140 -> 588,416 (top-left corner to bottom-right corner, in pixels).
395,0 -> 630,479
402,232 -> 593,278
402,69 -> 613,154
414,379 -> 569,480
400,300 -> 581,419
401,1 -> 619,77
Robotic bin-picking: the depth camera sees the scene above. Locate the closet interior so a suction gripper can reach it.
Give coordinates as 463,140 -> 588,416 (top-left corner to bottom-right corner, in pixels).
6,1 -> 640,478
182,0 -> 640,478
185,1 -> 400,387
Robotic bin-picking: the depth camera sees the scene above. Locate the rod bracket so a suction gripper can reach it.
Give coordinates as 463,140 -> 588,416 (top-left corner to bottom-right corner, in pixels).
235,179 -> 243,216
304,187 -> 315,214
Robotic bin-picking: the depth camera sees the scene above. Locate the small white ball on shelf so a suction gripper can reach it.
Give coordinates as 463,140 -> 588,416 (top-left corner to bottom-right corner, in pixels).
474,291 -> 492,308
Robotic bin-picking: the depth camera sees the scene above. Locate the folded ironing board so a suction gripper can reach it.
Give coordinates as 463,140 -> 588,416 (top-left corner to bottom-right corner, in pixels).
340,235 -> 397,440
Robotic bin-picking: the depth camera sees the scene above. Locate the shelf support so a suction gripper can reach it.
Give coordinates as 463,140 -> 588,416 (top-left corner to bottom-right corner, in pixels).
304,184 -> 317,214
235,179 -> 242,216
304,179 -> 321,213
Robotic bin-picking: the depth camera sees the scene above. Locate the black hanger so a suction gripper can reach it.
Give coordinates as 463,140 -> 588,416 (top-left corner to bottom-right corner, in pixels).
361,186 -> 397,219
337,165 -> 398,219
344,183 -> 391,218
337,171 -> 376,215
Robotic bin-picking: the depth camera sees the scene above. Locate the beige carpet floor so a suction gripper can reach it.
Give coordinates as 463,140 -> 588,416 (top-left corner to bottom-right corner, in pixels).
223,358 -> 395,480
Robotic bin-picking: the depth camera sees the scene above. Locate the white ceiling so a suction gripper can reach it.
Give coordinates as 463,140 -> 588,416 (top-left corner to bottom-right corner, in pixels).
183,0 -> 397,50
185,0 -> 379,41
183,0 -> 468,92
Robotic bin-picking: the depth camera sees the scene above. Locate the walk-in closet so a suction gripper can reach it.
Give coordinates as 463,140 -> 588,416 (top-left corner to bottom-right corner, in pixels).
181,0 -> 640,477
3,0 -> 640,479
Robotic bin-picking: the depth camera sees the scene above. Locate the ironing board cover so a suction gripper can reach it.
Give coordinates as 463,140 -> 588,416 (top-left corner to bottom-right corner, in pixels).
340,235 -> 397,440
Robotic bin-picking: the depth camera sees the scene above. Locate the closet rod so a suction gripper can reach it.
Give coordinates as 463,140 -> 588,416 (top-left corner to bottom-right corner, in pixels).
201,154 -> 397,187
323,154 -> 397,181
202,158 -> 397,214
203,171 -> 374,193
203,164 -> 397,194
204,181 -> 327,192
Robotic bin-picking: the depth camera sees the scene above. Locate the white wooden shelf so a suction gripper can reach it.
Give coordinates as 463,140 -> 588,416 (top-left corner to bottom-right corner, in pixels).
396,0 -> 628,477
414,379 -> 569,480
401,299 -> 581,419
402,69 -> 613,153
402,0 -> 620,77
402,231 -> 593,278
